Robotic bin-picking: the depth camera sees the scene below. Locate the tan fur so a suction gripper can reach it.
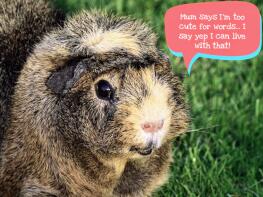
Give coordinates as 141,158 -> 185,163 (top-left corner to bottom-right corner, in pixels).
81,30 -> 141,56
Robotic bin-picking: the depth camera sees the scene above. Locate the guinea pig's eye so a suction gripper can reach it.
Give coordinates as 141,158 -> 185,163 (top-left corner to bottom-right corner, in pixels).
95,80 -> 114,101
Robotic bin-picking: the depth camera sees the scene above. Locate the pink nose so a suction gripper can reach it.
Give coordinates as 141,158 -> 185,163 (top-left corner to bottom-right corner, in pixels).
141,120 -> 164,133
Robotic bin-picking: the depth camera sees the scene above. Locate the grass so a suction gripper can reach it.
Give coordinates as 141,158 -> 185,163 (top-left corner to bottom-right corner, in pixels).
54,0 -> 263,196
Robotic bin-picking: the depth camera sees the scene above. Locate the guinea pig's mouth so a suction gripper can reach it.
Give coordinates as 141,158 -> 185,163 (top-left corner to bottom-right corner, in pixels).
130,143 -> 154,156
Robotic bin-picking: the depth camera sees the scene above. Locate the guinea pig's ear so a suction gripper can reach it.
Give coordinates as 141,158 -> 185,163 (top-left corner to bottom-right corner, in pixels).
46,59 -> 87,95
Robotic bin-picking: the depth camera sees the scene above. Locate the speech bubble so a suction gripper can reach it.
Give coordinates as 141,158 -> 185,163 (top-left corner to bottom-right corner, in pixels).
164,1 -> 262,74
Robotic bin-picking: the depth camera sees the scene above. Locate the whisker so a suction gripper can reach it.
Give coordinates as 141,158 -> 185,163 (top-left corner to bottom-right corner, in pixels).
185,124 -> 220,134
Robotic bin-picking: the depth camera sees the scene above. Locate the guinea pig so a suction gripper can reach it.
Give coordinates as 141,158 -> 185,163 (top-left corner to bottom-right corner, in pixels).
0,1 -> 189,196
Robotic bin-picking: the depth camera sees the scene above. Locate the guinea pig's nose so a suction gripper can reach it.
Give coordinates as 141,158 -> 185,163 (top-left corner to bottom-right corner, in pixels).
141,120 -> 164,133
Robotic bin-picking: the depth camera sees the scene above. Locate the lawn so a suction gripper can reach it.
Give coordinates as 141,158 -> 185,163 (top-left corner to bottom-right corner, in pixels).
54,0 -> 263,196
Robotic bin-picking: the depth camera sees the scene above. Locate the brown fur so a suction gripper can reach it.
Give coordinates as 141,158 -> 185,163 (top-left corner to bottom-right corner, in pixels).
0,0 -> 64,149
0,1 -> 189,196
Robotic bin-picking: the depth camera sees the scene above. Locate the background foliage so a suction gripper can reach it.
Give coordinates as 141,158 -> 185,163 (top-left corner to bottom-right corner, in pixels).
54,0 -> 263,196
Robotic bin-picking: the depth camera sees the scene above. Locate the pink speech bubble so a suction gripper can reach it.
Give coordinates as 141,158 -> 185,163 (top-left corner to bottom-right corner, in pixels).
165,1 -> 262,74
